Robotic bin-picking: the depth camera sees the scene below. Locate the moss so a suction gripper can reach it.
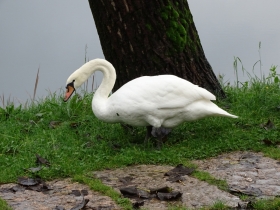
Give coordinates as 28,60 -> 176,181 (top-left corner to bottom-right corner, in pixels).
145,1 -> 200,54
160,12 -> 169,20
180,19 -> 187,25
145,23 -> 152,31
171,9 -> 179,19
159,4 -> 190,52
177,24 -> 186,35
170,20 -> 178,28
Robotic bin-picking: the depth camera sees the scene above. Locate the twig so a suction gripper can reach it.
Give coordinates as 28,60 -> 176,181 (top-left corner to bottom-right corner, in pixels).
136,187 -> 150,193
33,66 -> 40,101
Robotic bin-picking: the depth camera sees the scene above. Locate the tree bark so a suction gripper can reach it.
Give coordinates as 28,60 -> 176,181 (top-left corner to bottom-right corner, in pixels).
88,0 -> 226,97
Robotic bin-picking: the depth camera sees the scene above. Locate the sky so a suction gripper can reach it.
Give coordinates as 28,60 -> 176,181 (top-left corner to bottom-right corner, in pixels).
0,1 -> 279,107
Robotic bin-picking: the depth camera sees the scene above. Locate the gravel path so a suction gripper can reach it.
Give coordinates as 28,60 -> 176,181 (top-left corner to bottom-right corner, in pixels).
1,151 -> 280,209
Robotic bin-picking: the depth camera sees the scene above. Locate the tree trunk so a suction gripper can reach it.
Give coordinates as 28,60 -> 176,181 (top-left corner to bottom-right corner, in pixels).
88,0 -> 226,97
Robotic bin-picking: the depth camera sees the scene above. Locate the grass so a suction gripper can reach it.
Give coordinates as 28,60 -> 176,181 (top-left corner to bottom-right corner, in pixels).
1,55 -> 280,209
253,197 -> 280,210
192,171 -> 228,191
73,175 -> 132,209
0,199 -> 12,210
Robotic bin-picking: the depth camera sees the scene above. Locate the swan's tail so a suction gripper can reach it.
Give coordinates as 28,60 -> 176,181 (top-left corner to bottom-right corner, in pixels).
216,110 -> 238,118
187,100 -> 238,119
209,102 -> 238,118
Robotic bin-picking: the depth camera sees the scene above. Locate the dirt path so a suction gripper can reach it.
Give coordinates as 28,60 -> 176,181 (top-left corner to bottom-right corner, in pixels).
1,151 -> 280,209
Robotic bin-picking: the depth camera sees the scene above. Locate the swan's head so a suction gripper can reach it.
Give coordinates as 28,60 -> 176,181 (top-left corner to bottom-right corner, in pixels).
64,59 -> 115,102
64,67 -> 89,102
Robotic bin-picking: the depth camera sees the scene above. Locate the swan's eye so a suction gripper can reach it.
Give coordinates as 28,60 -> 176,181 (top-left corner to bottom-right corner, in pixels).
66,80 -> 75,89
70,80 -> 75,86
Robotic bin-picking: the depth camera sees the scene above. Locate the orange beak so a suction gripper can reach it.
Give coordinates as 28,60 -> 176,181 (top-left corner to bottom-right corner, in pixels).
64,85 -> 75,102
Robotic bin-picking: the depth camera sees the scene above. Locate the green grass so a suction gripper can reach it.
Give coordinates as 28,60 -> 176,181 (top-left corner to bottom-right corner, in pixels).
192,171 -> 228,191
73,175 -> 132,209
0,198 -> 12,210
1,62 -> 280,209
253,197 -> 280,210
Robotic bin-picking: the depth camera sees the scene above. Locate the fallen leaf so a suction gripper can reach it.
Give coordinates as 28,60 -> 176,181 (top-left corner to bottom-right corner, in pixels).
223,104 -> 231,110
132,200 -> 145,209
165,164 -> 194,182
18,177 -> 39,186
260,119 -> 275,130
81,189 -> 88,196
119,186 -> 151,199
262,139 -> 276,146
70,190 -> 81,196
119,176 -> 133,185
4,148 -> 19,155
108,142 -> 121,151
10,185 -> 26,192
29,120 -> 36,125
21,127 -> 32,134
138,189 -> 151,199
238,201 -> 252,209
83,141 -> 94,148
96,134 -> 103,141
70,122 -> 80,128
17,176 -> 52,192
165,164 -> 194,176
149,186 -> 172,194
35,112 -> 45,117
157,191 -> 182,201
119,186 -> 138,196
28,184 -> 43,191
54,206 -> 65,210
49,121 -> 61,129
229,185 -> 262,196
40,180 -> 53,191
166,175 -> 186,182
70,198 -> 89,210
119,185 -> 183,201
36,154 -> 50,166
25,166 -> 42,173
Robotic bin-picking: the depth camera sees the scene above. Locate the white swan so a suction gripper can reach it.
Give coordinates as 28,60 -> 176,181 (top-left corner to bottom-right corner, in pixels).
64,59 -> 237,146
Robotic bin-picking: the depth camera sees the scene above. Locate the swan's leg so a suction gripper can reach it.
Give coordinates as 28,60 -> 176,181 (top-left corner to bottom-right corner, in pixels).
151,127 -> 172,149
121,123 -> 135,134
145,126 -> 153,144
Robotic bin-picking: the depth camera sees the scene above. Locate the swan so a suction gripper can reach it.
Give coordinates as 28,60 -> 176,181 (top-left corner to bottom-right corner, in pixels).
64,59 -> 238,147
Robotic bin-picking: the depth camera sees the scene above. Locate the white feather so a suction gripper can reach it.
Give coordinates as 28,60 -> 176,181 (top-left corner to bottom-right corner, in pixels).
65,59 -> 238,128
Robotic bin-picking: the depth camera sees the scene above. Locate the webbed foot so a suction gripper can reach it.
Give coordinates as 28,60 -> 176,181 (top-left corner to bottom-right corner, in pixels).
151,127 -> 172,149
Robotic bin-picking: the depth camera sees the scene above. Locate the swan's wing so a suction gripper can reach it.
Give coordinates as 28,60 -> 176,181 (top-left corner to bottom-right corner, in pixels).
109,75 -> 216,110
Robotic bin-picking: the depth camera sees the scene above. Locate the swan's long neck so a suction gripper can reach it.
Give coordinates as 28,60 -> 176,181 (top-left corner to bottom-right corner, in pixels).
87,59 -> 116,101
75,59 -> 116,110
